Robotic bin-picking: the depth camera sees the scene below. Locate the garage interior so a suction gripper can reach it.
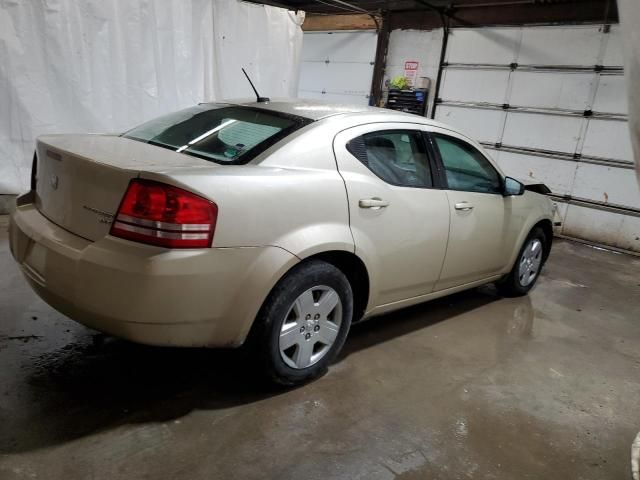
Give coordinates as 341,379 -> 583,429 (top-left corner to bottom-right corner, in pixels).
1,0 -> 639,479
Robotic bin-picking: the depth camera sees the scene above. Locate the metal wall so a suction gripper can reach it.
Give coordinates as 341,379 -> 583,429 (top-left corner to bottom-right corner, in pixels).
434,25 -> 639,253
298,31 -> 378,105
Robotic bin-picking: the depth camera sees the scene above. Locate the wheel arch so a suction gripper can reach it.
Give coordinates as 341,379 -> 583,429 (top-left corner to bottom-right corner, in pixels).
533,218 -> 553,262
504,216 -> 554,275
242,248 -> 370,356
307,250 -> 370,322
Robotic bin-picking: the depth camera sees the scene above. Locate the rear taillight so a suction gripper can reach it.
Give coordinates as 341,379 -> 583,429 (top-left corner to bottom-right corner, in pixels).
110,179 -> 217,248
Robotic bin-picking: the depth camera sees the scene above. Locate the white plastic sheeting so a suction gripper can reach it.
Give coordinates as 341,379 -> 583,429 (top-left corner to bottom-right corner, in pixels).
0,0 -> 303,194
213,1 -> 303,99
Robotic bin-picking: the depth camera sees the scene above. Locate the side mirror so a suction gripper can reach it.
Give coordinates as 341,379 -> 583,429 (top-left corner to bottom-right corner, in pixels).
504,176 -> 525,196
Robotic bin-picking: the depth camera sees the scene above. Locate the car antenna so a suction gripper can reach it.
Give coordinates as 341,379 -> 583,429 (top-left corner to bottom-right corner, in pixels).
242,68 -> 270,103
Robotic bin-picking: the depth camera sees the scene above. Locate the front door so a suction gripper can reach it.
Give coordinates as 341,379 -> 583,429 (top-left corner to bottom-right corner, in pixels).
333,123 -> 450,307
428,129 -> 511,290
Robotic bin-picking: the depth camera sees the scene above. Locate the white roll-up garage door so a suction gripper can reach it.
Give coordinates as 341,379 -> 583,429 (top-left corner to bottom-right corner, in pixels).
435,24 -> 639,253
298,30 -> 377,106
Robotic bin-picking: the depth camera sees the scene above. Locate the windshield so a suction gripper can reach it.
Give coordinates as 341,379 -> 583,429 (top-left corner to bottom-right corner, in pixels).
123,105 -> 311,164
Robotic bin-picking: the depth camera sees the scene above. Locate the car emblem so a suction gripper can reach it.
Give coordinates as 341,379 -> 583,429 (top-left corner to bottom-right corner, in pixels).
49,174 -> 59,190
82,205 -> 115,224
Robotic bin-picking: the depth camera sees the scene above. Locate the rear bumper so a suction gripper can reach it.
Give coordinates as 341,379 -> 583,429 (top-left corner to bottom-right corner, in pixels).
9,196 -> 298,347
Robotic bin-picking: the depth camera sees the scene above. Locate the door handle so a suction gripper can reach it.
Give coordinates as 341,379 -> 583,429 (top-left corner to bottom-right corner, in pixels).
454,202 -> 474,211
359,198 -> 389,209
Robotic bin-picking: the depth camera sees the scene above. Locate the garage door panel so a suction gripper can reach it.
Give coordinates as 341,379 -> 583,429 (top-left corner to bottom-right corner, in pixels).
562,204 -> 624,246
298,31 -> 377,105
299,31 -> 376,107
616,215 -> 640,252
298,90 -> 369,105
301,32 -> 377,63
510,71 -> 593,110
502,112 -> 582,153
446,28 -> 520,64
517,26 -> 602,66
298,90 -> 324,101
440,69 -> 509,104
438,25 -> 634,252
593,75 -> 628,115
572,163 -> 640,208
299,62 -> 328,92
603,26 -> 624,67
581,119 -> 633,161
495,151 -> 577,196
562,204 -> 640,252
299,62 -> 373,95
435,106 -> 504,143
553,200 -> 570,234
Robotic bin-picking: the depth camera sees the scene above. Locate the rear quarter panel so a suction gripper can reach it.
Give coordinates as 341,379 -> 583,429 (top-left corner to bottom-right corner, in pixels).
138,124 -> 354,256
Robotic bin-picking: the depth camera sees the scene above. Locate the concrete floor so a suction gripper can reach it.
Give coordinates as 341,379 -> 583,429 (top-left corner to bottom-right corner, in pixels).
1,215 -> 639,480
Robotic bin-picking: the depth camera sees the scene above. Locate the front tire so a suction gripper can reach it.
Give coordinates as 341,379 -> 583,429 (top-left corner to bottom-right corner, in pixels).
497,227 -> 547,297
250,260 -> 353,386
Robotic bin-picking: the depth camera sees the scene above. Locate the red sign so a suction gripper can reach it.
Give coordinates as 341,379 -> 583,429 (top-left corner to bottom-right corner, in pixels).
404,61 -> 419,86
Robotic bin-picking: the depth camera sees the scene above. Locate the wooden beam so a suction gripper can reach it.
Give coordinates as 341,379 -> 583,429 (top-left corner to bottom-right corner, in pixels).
389,0 -> 618,30
302,13 -> 378,31
370,13 -> 389,106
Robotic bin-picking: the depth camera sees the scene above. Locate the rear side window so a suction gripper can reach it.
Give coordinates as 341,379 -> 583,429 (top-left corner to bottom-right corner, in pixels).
432,134 -> 502,194
347,130 -> 433,188
123,105 -> 311,164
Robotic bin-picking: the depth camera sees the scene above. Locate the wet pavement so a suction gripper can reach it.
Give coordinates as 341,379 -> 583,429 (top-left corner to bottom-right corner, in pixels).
1,214 -> 639,479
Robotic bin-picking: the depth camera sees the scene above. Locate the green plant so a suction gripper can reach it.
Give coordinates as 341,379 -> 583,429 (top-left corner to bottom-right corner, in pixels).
389,76 -> 409,90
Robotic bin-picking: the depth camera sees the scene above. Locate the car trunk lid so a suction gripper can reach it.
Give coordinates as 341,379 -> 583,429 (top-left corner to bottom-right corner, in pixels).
34,134 -> 214,241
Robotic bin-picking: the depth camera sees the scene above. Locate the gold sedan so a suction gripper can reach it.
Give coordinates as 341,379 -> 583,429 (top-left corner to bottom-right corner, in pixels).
10,100 -> 554,385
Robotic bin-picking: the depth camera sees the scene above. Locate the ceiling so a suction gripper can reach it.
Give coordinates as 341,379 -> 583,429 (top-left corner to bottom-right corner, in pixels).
243,0 -> 604,15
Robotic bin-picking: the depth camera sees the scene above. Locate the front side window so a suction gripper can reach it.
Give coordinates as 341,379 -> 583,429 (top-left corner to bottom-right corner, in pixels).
123,105 -> 310,164
432,134 -> 502,194
347,130 -> 433,188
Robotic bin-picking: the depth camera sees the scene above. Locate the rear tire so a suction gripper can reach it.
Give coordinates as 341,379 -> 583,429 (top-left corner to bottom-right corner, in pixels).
496,227 -> 547,297
249,259 -> 353,387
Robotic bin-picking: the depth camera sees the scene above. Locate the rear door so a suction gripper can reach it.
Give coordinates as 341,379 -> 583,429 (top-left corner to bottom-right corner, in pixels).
334,123 -> 450,307
427,128 -> 512,290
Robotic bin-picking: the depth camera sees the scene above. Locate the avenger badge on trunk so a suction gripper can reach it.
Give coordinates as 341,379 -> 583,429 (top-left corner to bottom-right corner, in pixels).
83,205 -> 115,224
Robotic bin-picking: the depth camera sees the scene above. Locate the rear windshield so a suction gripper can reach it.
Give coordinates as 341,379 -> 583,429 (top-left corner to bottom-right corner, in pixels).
123,105 -> 311,164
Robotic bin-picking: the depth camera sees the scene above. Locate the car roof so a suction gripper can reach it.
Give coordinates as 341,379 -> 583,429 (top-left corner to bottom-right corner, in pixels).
207,98 -> 374,120
207,98 -> 438,123
200,98 -> 475,145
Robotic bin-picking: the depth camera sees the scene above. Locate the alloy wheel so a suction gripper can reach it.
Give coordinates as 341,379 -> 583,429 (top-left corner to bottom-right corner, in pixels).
518,238 -> 543,287
279,286 -> 343,369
